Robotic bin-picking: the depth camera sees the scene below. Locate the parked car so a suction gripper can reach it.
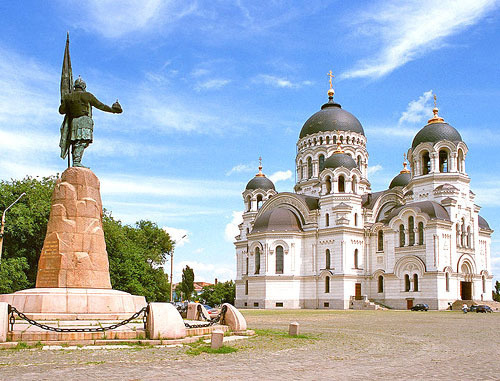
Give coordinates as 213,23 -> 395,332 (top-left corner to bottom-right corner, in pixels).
475,305 -> 493,313
411,303 -> 429,311
468,305 -> 480,312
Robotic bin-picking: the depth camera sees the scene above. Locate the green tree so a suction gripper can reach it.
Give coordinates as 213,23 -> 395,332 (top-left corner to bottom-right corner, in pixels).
494,281 -> 500,302
0,176 -> 56,287
103,212 -> 173,302
176,265 -> 195,301
198,280 -> 235,306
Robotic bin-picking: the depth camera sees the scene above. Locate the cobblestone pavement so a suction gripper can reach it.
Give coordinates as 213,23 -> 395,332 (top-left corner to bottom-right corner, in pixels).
0,310 -> 499,380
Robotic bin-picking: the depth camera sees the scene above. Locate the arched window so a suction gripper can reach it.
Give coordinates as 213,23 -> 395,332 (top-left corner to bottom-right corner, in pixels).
319,154 -> 325,172
245,257 -> 249,275
482,275 -> 486,293
325,213 -> 330,227
413,274 -> 419,292
445,272 -> 450,292
352,177 -> 357,193
257,194 -> 263,210
408,216 -> 415,246
298,160 -> 303,181
378,230 -> 384,251
422,151 -> 431,175
461,219 -> 466,247
245,279 -> 248,295
338,175 -> 345,193
418,222 -> 424,245
378,275 -> 384,293
325,276 -> 330,293
399,224 -> 405,247
405,274 -> 410,292
307,157 -> 313,179
275,245 -> 284,274
325,249 -> 331,269
325,176 -> 332,194
255,247 -> 260,274
354,213 -> 358,226
354,249 -> 359,269
456,223 -> 461,247
458,149 -> 464,172
439,150 -> 448,172
467,226 -> 471,248
319,137 -> 323,145
326,136 -> 330,144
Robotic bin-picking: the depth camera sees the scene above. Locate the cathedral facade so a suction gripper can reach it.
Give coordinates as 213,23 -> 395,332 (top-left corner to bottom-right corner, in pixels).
234,87 -> 494,310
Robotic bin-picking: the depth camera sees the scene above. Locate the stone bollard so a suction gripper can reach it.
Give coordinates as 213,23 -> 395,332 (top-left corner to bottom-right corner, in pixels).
221,303 -> 247,332
211,329 -> 224,349
0,303 -> 9,342
289,321 -> 299,336
146,303 -> 186,340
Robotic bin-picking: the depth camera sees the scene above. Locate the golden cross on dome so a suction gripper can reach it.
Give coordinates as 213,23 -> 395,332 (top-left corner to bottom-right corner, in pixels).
259,156 -> 262,167
256,156 -> 265,177
433,94 -> 437,108
327,70 -> 334,89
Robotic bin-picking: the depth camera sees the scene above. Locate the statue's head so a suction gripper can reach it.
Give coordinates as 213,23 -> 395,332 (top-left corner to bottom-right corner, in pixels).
74,76 -> 86,91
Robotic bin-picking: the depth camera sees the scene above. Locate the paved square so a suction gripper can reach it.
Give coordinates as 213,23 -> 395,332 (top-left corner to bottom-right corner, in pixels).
0,310 -> 498,380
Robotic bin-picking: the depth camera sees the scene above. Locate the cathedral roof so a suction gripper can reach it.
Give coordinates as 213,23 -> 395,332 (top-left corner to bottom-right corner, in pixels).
252,208 -> 302,233
412,122 -> 462,149
362,191 -> 385,210
324,152 -> 357,171
381,201 -> 450,223
245,161 -> 275,191
295,194 -> 319,210
246,176 -> 275,191
299,98 -> 364,139
478,215 -> 492,230
389,172 -> 411,189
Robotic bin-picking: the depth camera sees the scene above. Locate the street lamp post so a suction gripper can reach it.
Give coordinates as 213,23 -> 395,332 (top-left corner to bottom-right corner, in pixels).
0,192 -> 26,263
169,234 -> 187,302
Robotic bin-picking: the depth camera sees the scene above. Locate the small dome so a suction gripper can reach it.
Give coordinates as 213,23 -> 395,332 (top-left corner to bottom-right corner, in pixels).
389,172 -> 411,189
478,215 -> 491,230
324,153 -> 357,170
246,176 -> 275,191
411,122 -> 462,149
299,98 -> 364,139
252,208 -> 302,233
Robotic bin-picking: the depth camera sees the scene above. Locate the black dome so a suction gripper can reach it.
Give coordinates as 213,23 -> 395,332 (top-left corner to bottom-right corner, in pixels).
389,172 -> 411,189
246,175 -> 275,191
412,122 -> 462,149
252,208 -> 301,233
324,153 -> 357,170
299,99 -> 364,139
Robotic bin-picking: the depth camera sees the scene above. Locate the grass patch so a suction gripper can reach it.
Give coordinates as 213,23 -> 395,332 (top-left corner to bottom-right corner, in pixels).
186,345 -> 238,356
14,342 -> 30,350
254,329 -> 318,340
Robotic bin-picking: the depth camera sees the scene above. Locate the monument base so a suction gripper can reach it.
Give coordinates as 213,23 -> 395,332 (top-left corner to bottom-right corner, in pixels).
0,288 -> 147,320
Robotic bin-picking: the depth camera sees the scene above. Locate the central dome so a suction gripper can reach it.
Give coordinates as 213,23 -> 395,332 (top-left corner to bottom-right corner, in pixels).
299,99 -> 365,139
252,208 -> 302,233
324,153 -> 357,170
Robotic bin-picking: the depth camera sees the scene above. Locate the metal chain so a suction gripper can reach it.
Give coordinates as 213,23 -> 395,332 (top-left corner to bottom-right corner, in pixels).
8,305 -> 149,333
184,305 -> 227,329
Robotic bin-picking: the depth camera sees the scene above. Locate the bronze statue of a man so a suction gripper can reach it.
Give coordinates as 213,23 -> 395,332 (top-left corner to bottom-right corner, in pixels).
59,76 -> 122,167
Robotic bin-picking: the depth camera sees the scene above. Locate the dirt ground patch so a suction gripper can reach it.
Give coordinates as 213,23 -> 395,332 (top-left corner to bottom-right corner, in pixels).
0,309 -> 498,380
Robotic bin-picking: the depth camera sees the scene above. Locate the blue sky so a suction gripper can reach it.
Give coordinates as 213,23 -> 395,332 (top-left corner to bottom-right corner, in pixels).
0,0 -> 499,283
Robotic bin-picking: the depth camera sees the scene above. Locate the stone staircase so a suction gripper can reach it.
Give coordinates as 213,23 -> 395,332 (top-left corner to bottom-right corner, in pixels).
349,296 -> 382,310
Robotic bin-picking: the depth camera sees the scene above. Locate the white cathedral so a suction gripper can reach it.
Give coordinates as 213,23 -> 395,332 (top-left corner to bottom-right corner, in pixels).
234,85 -> 494,310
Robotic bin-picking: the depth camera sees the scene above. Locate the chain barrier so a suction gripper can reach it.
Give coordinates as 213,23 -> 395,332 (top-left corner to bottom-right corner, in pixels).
183,305 -> 227,329
8,305 -> 149,333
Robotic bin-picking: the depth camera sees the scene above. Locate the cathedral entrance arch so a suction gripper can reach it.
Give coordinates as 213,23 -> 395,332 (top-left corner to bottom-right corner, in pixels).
460,261 -> 473,300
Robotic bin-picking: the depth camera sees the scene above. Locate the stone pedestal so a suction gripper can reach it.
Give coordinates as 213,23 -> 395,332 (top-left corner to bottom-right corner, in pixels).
0,167 -> 147,320
36,167 -> 111,288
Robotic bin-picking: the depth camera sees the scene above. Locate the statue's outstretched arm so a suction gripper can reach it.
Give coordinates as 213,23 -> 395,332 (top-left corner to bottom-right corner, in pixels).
58,101 -> 66,115
89,93 -> 122,114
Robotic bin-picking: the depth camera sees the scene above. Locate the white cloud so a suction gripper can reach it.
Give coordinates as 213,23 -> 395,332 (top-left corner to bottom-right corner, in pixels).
191,68 -> 210,77
174,260 -> 235,283
399,90 -> 434,125
253,74 -> 313,89
225,211 -> 243,242
367,165 -> 383,175
342,0 -> 498,79
163,226 -> 190,247
269,170 -> 292,183
195,79 -> 231,91
226,163 -> 255,176
71,0 -> 197,39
